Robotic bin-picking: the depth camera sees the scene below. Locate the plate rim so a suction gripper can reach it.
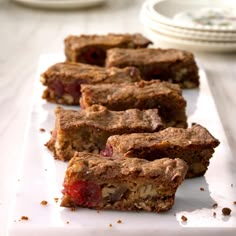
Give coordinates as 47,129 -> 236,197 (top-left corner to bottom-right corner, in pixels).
145,0 -> 236,33
12,0 -> 106,9
140,8 -> 236,42
144,26 -> 236,52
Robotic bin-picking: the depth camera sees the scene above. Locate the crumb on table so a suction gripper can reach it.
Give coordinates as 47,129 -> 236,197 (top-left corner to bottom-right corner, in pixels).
40,200 -> 48,205
40,128 -> 46,132
212,203 -> 218,208
54,197 -> 59,203
200,187 -> 204,191
117,219 -> 122,224
20,216 -> 29,221
181,215 -> 188,222
222,207 -> 231,216
109,223 -> 112,227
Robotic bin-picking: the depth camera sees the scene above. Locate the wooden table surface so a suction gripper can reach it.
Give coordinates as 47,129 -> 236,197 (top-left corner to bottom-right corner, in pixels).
0,0 -> 236,235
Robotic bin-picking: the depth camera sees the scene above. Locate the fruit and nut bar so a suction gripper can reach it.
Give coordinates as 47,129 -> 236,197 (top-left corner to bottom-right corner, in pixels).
105,48 -> 199,88
61,152 -> 188,212
40,62 -> 141,105
46,105 -> 163,161
64,33 -> 152,66
102,124 -> 220,178
80,80 -> 187,128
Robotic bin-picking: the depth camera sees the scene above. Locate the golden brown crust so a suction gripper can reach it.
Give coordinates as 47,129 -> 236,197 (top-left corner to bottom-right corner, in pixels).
46,105 -> 163,161
105,48 -> 199,88
106,124 -> 220,151
80,80 -> 184,108
104,124 -> 220,178
65,153 -> 188,183
106,48 -> 190,66
80,80 -> 187,128
40,62 -> 142,105
41,62 -> 141,85
64,33 -> 152,66
65,33 -> 152,52
55,105 -> 163,131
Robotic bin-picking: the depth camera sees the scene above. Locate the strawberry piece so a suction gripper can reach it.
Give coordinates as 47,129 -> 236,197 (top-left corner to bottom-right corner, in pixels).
49,79 -> 64,97
100,145 -> 113,157
83,47 -> 106,66
63,180 -> 101,207
65,80 -> 84,98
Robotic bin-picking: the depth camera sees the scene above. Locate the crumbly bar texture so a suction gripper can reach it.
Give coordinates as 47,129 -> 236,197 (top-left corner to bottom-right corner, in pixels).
46,105 -> 163,161
80,80 -> 187,128
60,152 -> 188,212
64,33 -> 152,66
40,62 -> 141,105
105,48 -> 199,88
102,124 -> 220,178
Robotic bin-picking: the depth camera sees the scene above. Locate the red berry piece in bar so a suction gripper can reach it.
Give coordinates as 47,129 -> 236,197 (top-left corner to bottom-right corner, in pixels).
63,180 -> 102,207
61,152 -> 188,212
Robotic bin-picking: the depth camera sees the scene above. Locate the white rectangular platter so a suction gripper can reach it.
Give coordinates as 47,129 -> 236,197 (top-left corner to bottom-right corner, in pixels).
8,54 -> 236,236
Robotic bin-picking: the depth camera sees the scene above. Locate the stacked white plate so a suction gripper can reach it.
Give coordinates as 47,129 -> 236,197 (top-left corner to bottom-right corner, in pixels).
13,0 -> 106,9
140,0 -> 236,52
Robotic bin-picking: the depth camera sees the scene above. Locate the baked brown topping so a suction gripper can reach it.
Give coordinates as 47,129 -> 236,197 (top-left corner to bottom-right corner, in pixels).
65,152 -> 188,181
55,105 -> 162,131
65,33 -> 152,66
46,105 -> 163,161
106,124 -> 220,150
106,48 -> 190,65
80,80 -> 187,128
103,124 -> 219,178
65,33 -> 152,51
105,47 -> 199,88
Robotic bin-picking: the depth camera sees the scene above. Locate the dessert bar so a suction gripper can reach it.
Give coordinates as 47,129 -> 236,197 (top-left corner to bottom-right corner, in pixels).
105,48 -> 199,88
80,80 -> 187,128
46,105 -> 163,161
40,62 -> 141,105
64,33 -> 152,66
61,152 -> 188,212
102,124 -> 220,178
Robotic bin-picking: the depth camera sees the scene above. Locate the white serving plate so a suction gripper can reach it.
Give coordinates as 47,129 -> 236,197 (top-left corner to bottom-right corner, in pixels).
8,54 -> 236,236
144,26 -> 236,52
145,0 -> 236,32
13,0 -> 106,9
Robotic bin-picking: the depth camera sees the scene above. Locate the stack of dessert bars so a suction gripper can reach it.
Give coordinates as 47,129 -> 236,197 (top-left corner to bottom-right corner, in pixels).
40,33 -> 219,212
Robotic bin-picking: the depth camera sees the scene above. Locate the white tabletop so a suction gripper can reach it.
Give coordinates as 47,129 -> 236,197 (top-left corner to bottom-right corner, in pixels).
0,0 -> 236,235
